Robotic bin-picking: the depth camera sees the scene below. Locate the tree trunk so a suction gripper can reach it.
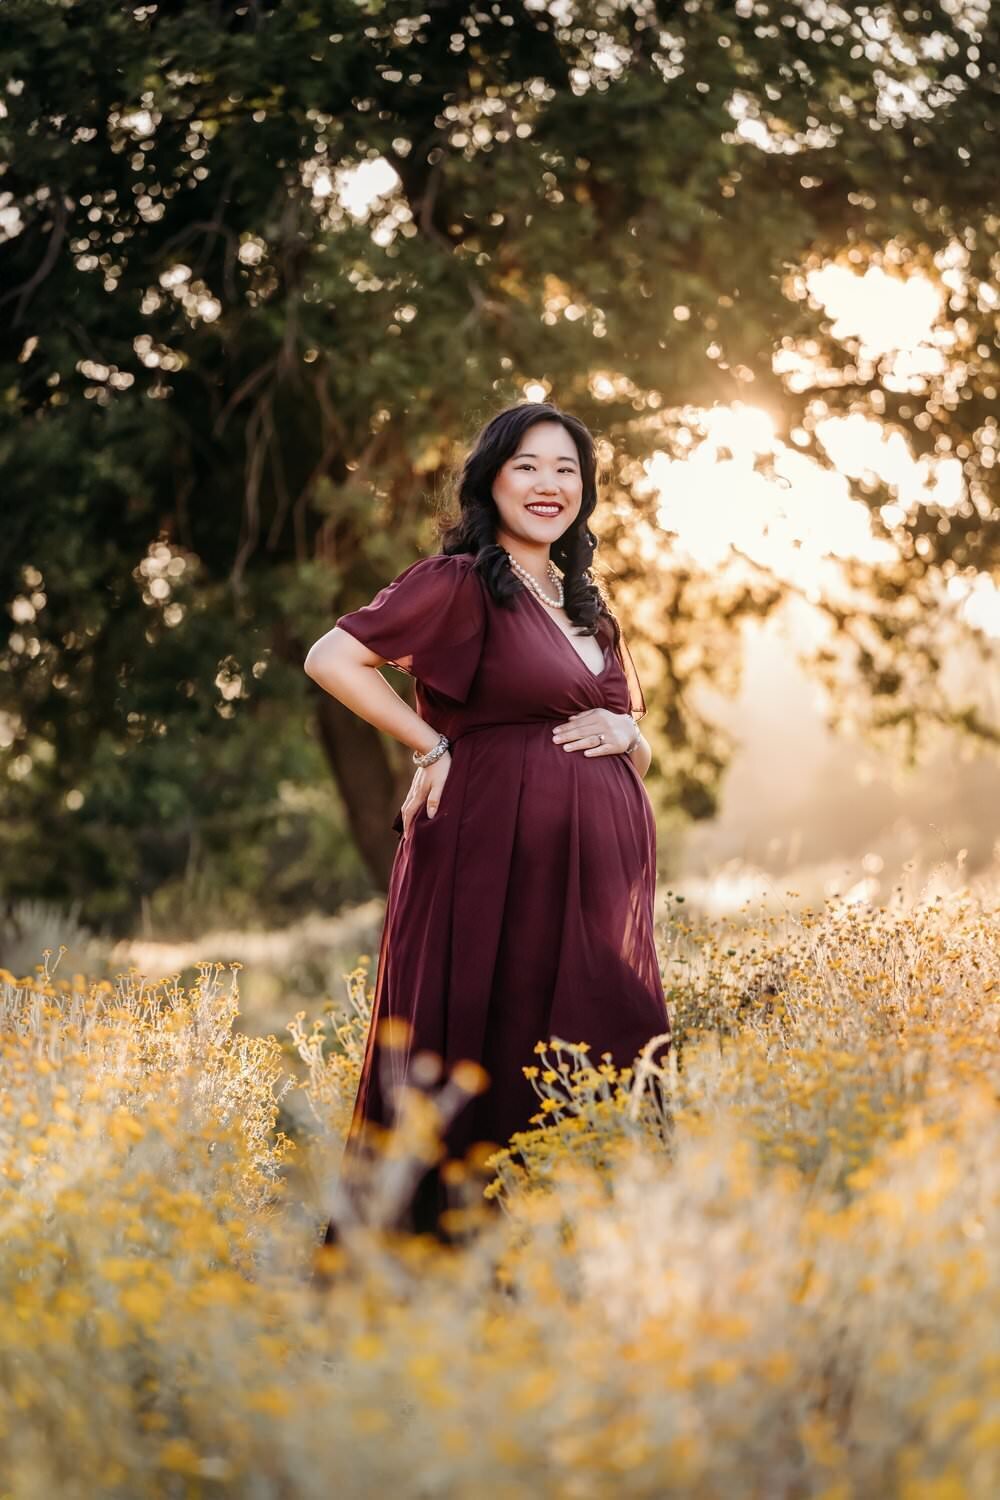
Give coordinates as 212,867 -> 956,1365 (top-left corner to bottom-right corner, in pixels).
312,685 -> 411,890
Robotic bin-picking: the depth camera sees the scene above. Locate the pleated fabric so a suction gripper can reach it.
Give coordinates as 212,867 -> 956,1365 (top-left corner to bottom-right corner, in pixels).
331,551 -> 670,1232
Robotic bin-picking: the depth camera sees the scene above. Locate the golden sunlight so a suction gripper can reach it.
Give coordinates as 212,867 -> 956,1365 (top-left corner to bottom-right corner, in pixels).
652,266 -> 1000,637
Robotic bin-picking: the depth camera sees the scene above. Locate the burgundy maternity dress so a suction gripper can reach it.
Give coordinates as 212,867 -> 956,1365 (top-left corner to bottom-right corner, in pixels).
332,551 -> 671,1232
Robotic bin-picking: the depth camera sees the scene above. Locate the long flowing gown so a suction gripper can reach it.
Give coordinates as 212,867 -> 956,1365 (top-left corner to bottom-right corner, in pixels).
330,551 -> 671,1232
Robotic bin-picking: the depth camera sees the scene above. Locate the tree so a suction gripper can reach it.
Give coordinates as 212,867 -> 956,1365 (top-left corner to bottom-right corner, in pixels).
2,0 -> 998,927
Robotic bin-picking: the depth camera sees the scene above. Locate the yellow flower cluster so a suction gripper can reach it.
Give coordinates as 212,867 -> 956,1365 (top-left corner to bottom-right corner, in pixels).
0,891 -> 997,1496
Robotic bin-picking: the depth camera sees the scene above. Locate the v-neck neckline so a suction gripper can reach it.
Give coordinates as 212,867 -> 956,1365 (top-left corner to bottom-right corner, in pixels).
521,585 -> 611,680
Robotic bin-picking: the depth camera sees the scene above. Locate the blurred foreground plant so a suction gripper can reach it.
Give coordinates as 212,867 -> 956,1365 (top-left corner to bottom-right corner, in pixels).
0,891 -> 996,1497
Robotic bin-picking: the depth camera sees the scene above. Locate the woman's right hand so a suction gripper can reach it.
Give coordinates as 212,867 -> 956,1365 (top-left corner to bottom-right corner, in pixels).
400,751 -> 452,836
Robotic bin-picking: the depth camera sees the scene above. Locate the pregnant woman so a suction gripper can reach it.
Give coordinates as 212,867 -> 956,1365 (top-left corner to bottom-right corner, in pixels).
304,401 -> 671,1238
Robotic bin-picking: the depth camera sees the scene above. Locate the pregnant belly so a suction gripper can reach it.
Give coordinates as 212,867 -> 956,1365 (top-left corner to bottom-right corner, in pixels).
459,722 -> 655,867
404,721 -> 655,875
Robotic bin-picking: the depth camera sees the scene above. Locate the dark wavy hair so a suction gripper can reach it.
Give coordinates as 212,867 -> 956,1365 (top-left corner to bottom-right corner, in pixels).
436,401 -> 615,643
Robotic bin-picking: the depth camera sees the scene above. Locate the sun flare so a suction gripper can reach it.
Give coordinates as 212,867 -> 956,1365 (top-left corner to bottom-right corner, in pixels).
649,265 -> 1000,637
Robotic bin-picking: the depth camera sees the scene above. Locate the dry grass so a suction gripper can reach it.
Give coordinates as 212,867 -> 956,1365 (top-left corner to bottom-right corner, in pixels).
0,884 -> 997,1498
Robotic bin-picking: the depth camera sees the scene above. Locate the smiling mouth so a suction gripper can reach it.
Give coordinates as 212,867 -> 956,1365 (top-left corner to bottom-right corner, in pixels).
525,504 -> 563,516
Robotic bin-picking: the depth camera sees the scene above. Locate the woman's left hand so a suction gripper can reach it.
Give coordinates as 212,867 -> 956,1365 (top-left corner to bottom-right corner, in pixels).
551,708 -> 636,757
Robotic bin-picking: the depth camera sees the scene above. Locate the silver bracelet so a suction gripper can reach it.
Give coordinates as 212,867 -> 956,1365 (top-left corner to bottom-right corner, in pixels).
413,733 -> 450,768
623,719 -> 641,756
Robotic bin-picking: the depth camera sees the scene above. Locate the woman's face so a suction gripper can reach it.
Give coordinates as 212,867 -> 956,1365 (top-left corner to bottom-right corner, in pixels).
491,420 -> 584,550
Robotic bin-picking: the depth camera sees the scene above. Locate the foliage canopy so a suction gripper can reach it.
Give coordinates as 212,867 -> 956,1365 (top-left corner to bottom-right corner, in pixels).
1,0 -> 998,928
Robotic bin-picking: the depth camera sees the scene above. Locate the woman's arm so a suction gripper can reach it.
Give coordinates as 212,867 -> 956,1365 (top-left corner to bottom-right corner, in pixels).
304,626 -> 441,759
627,730 -> 652,780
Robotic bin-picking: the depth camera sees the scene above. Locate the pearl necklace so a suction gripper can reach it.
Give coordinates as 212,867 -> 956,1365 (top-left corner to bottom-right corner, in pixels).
504,550 -> 564,609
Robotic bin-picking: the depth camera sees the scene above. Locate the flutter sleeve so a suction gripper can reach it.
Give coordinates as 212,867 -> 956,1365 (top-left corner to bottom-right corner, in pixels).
611,620 -> 647,721
335,553 -> 486,704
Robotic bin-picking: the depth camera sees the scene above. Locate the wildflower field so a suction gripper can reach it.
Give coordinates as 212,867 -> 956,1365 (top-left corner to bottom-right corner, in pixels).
1,888 -> 998,1499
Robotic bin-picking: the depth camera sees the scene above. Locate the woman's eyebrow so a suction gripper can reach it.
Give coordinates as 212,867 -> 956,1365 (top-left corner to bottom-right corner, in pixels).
514,451 -> 579,464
